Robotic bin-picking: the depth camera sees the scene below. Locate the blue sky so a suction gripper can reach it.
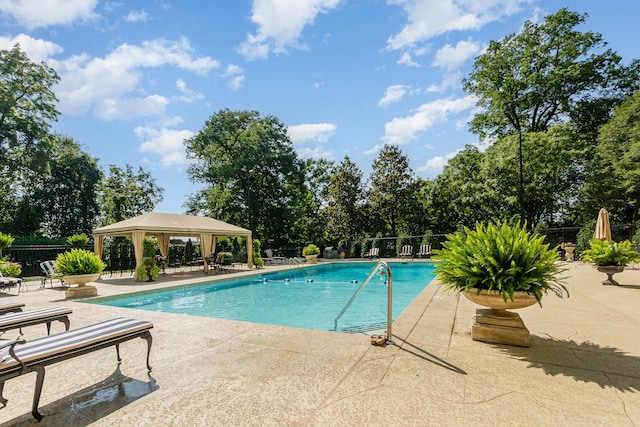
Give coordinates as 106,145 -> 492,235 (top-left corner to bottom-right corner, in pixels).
1,1 -> 638,214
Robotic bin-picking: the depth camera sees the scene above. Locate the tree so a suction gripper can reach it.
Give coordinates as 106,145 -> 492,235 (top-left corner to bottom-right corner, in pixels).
0,44 -> 60,233
463,8 -> 640,222
367,145 -> 418,237
426,146 -> 498,233
588,90 -> 640,233
36,135 -> 102,237
325,156 -> 365,247
99,164 -> 163,225
185,109 -> 305,246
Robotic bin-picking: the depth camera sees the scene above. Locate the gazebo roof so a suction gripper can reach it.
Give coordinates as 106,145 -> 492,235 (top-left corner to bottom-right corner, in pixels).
93,212 -> 251,237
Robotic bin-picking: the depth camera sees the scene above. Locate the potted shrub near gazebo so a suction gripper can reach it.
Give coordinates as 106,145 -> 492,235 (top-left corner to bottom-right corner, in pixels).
302,244 -> 320,264
434,221 -> 568,347
581,239 -> 639,285
54,249 -> 106,298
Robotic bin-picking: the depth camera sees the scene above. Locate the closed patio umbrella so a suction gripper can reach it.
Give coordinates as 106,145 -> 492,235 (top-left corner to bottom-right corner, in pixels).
593,208 -> 612,242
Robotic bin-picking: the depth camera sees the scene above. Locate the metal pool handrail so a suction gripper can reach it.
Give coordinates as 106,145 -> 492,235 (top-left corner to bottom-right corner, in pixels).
334,260 -> 394,345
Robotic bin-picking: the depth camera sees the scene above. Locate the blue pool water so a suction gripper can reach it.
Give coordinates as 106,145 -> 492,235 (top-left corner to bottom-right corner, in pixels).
90,262 -> 436,332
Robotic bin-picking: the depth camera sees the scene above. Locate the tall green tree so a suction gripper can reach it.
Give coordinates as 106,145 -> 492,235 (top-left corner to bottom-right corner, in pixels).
463,8 -> 640,223
36,136 -> 102,237
587,90 -> 640,232
184,109 -> 305,246
367,145 -> 417,237
325,156 -> 365,246
0,44 -> 60,233
426,146 -> 497,233
99,164 -> 163,225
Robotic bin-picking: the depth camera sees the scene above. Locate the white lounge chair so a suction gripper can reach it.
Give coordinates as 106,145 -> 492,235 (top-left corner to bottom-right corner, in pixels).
399,245 -> 413,258
417,244 -> 432,258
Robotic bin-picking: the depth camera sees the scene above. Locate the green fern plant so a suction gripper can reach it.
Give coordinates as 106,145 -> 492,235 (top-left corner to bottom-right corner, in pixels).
433,221 -> 568,306
580,239 -> 639,266
54,249 -> 106,276
302,244 -> 320,256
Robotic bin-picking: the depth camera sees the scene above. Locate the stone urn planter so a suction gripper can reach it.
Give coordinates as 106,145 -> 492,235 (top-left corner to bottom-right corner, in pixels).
434,222 -> 568,349
463,289 -> 538,347
63,273 -> 101,298
596,265 -> 625,286
563,246 -> 576,262
54,249 -> 106,299
305,254 -> 318,264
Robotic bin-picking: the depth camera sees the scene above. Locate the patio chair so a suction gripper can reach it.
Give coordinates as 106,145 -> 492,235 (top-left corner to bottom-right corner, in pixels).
0,272 -> 22,293
0,317 -> 153,421
417,244 -> 432,258
0,307 -> 72,335
263,249 -> 275,265
39,261 -> 67,288
367,247 -> 380,259
399,245 -> 413,258
0,302 -> 24,314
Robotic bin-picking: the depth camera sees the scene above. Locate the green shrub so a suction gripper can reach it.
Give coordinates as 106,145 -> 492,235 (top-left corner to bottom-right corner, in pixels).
252,239 -> 263,268
0,261 -> 21,277
434,221 -> 568,306
54,249 -> 106,276
137,257 -> 160,280
580,239 -> 640,266
0,232 -> 14,257
302,244 -> 320,256
67,233 -> 90,248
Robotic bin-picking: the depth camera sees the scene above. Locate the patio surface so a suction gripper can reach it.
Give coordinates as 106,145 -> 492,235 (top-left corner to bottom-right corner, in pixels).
0,261 -> 639,426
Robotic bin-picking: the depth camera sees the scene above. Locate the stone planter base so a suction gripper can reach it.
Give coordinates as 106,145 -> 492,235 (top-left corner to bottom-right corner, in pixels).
65,285 -> 98,298
597,265 -> 625,286
472,308 -> 530,347
305,255 -> 318,264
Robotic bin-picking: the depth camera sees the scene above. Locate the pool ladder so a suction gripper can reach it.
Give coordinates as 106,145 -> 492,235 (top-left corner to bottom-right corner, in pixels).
334,261 -> 394,345
288,257 -> 303,268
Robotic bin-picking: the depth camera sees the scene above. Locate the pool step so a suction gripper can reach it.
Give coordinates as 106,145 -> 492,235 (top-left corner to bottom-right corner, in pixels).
336,321 -> 387,334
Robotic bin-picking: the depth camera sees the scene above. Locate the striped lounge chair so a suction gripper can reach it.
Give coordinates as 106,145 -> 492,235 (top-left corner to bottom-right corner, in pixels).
0,272 -> 22,293
0,302 -> 25,314
0,317 -> 153,421
366,247 -> 380,259
0,307 -> 72,335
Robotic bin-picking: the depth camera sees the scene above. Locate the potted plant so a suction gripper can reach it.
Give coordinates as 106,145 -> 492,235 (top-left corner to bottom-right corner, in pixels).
54,249 -> 106,298
67,233 -> 90,248
434,221 -> 568,347
302,244 -> 320,264
560,242 -> 576,261
136,258 -> 161,282
580,239 -> 639,285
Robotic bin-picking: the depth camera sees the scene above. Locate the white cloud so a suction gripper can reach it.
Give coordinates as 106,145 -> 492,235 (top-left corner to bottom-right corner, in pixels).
126,10 -> 150,22
136,126 -> 195,166
223,64 -> 245,90
387,0 -> 524,51
0,0 -> 98,29
0,34 -> 63,62
288,123 -> 336,144
296,146 -> 335,160
238,0 -> 341,60
175,79 -> 204,103
417,149 -> 461,176
381,95 -> 476,145
378,85 -> 410,107
433,38 -> 481,70
51,37 -> 219,119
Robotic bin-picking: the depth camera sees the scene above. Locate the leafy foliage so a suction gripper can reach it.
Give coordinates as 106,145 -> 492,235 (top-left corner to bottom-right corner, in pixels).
0,260 -> 21,277
325,156 -> 365,247
0,232 -> 14,256
580,239 -> 640,266
54,249 -> 106,275
98,164 -> 163,226
434,221 -> 568,305
137,258 -> 161,280
302,244 -> 320,256
67,233 -> 90,248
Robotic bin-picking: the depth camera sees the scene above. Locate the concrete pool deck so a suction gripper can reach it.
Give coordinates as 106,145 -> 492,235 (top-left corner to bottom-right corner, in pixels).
0,261 -> 639,426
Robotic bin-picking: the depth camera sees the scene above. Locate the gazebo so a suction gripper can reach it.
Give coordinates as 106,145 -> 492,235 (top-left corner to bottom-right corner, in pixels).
93,212 -> 253,280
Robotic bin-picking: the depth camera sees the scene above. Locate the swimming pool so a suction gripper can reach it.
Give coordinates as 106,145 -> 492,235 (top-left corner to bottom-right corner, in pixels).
90,262 -> 436,333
